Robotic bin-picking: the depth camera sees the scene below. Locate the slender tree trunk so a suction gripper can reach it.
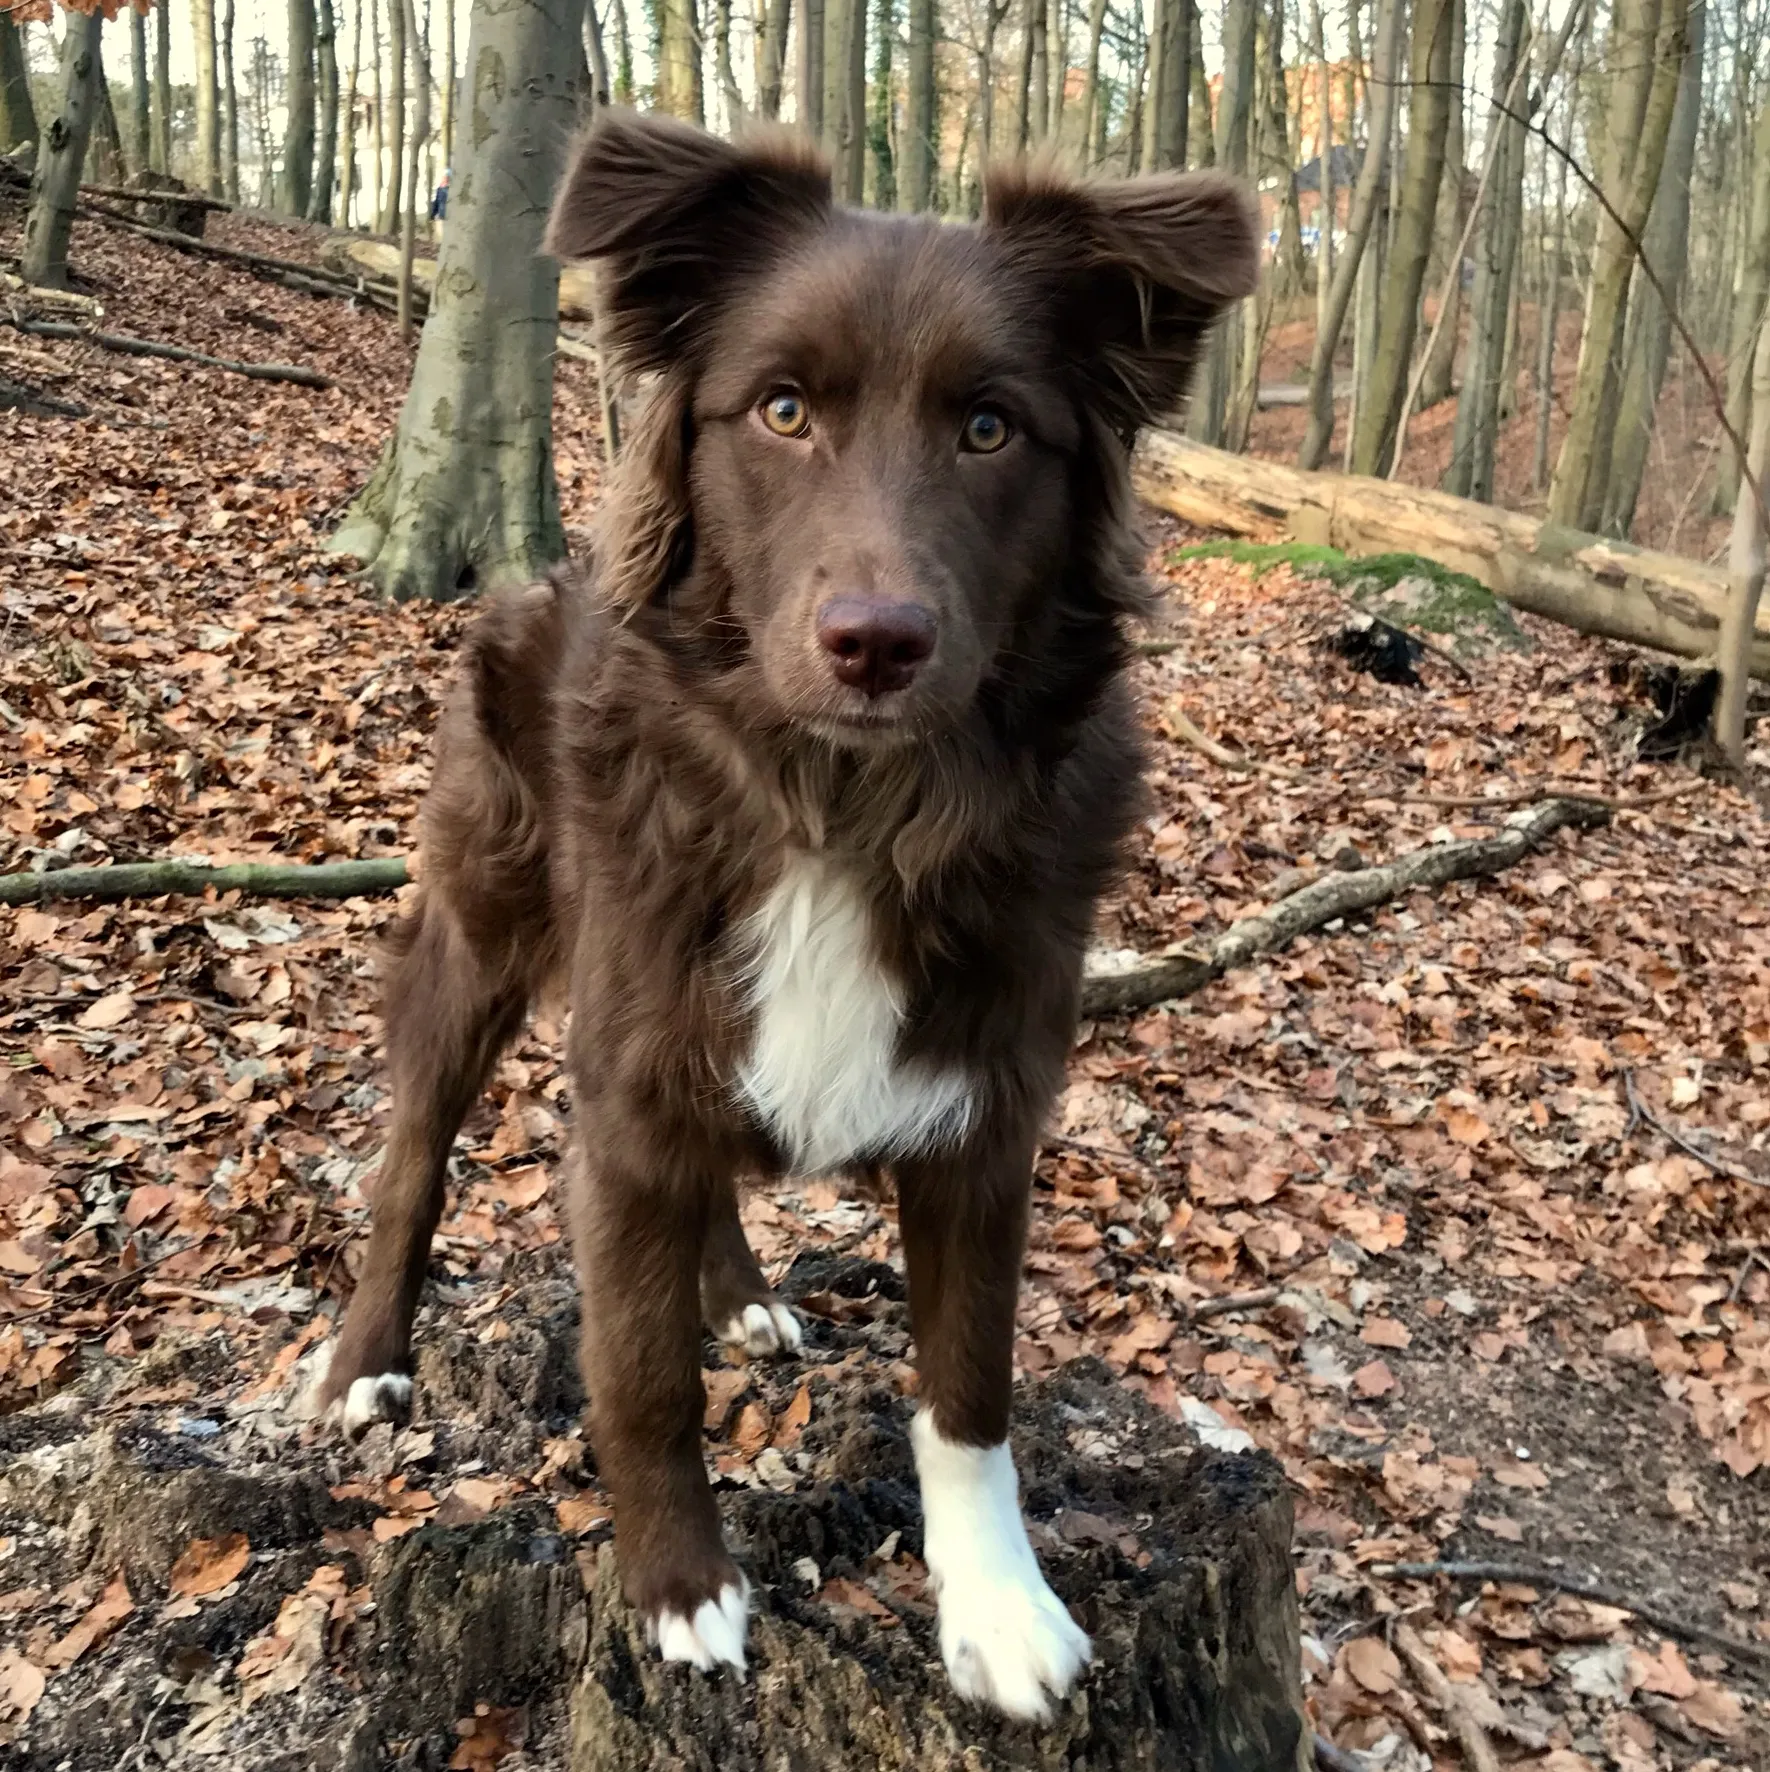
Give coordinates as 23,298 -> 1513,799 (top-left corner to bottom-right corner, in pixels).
1029,0 -> 1048,143
1714,313 -> 1770,760
900,0 -> 933,205
342,0 -> 363,226
21,10 -> 103,290
1349,0 -> 1455,477
1187,0 -> 1255,446
1602,0 -> 1706,537
867,0 -> 895,204
380,0 -> 407,231
715,0 -> 743,125
284,0 -> 317,214
1299,0 -> 1399,469
220,0 -> 239,204
128,7 -> 151,176
193,0 -> 221,195
1715,96 -> 1770,514
585,0 -> 613,106
1311,0 -> 1332,315
0,11 -> 36,157
797,0 -> 824,138
1138,0 -> 1165,171
1077,0 -> 1108,167
1014,0 -> 1036,150
88,58 -> 125,185
821,0 -> 864,196
659,0 -> 704,123
397,0 -> 429,337
1549,0 -> 1690,529
1445,0 -> 1529,499
1187,0 -> 1211,165
1149,0 -> 1187,170
759,0 -> 791,119
312,0 -> 339,218
336,0 -> 580,599
151,0 -> 171,173
1415,0 -> 1465,412
609,0 -> 632,98
371,0 -> 386,228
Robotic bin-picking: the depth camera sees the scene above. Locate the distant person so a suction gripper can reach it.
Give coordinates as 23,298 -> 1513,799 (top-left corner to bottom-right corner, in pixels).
429,168 -> 450,236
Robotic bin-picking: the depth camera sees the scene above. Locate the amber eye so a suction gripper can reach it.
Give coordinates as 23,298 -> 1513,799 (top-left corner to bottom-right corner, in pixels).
760,389 -> 810,437
962,406 -> 1011,453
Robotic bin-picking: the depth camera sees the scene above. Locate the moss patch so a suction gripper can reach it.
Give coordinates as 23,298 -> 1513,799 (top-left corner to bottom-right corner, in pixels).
1171,538 -> 1532,658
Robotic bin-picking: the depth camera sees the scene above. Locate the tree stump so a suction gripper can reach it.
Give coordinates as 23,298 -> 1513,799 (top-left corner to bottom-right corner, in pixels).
0,1254 -> 1307,1770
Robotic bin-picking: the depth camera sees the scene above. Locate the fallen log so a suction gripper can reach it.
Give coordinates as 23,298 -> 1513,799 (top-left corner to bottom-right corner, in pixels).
0,856 -> 405,906
1,272 -> 103,318
324,233 -> 596,321
7,318 -> 333,390
1132,429 -> 1770,678
0,1247 -> 1310,1771
1080,797 -> 1610,1015
78,178 -> 232,213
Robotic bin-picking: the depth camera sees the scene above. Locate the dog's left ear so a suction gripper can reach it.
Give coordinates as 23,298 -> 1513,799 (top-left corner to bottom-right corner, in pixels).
983,164 -> 1260,438
546,108 -> 833,376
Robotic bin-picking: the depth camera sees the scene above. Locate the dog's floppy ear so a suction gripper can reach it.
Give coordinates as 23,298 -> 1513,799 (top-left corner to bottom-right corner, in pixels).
983,163 -> 1260,439
546,108 -> 833,375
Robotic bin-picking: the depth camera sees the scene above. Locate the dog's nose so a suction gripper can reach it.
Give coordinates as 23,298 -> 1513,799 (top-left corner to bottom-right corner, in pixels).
815,598 -> 937,696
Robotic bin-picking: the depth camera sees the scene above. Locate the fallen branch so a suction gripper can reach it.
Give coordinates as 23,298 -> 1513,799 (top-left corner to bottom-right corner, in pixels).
1382,780 -> 1703,815
2,271 -> 103,318
1372,1560 -> 1770,1673
7,319 -> 333,390
0,857 -> 407,907
79,179 -> 233,212
1621,1066 -> 1767,1188
1079,797 -> 1609,1015
1392,1621 -> 1501,1772
1158,700 -> 1306,781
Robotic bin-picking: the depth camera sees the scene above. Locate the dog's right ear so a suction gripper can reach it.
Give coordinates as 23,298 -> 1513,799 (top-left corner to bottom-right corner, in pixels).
546,109 -> 832,376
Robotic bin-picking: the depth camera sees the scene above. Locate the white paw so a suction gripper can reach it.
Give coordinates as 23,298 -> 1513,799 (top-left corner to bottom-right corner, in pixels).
651,1576 -> 750,1673
719,1300 -> 803,1358
340,1371 -> 413,1435
935,1560 -> 1091,1723
912,1409 -> 1092,1722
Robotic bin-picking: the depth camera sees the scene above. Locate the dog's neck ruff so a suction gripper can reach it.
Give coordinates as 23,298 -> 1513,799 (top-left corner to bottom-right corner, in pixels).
733,849 -> 972,1175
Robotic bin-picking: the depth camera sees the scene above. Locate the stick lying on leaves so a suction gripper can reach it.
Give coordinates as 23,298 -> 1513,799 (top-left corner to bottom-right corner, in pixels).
7,319 -> 333,390
0,857 -> 405,907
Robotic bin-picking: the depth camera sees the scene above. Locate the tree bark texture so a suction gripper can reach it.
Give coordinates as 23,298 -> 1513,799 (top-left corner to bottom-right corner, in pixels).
658,0 -> 704,123
443,0 -> 459,165
331,0 -> 579,601
397,0 -> 429,339
759,0 -> 792,120
1349,0 -> 1454,478
370,0 -> 386,225
192,0 -> 221,195
1446,0 -> 1530,502
797,0 -> 825,139
824,0 -> 865,197
221,0 -> 241,205
152,0 -> 172,172
313,0 -> 340,220
0,1254 -> 1309,1772
1299,0 -> 1399,470
380,0 -> 407,232
1713,315 -> 1770,757
1715,96 -> 1770,515
20,11 -> 103,292
1601,0 -> 1706,539
899,0 -> 933,206
0,10 -> 35,156
1133,428 -> 1770,678
867,0 -> 894,204
1415,0 -> 1466,414
284,0 -> 318,216
341,0 -> 363,223
1077,0 -> 1109,168
1548,0 -> 1690,531
127,6 -> 151,175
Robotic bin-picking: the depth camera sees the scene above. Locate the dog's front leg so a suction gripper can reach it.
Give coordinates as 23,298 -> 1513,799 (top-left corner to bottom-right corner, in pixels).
570,1139 -> 749,1672
897,1138 -> 1091,1722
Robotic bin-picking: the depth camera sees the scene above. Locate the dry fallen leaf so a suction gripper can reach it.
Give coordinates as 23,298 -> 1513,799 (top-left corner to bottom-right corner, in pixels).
76,991 -> 135,1031
1359,1317 -> 1412,1350
555,1494 -> 612,1535
775,1380 -> 813,1449
451,1702 -> 526,1770
1629,1638 -> 1698,1699
0,1647 -> 46,1725
40,1572 -> 133,1670
1351,1358 -> 1397,1398
1343,1634 -> 1401,1694
167,1532 -> 251,1599
1678,1677 -> 1745,1739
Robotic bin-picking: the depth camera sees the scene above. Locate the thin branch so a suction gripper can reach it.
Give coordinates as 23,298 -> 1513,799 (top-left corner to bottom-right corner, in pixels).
6,319 -> 333,389
1621,1066 -> 1767,1187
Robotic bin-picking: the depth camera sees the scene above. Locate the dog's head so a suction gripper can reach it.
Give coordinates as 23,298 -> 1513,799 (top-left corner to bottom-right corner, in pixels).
548,112 -> 1257,749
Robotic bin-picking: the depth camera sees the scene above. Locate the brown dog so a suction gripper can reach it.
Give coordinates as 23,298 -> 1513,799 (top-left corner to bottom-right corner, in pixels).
310,110 -> 1256,1721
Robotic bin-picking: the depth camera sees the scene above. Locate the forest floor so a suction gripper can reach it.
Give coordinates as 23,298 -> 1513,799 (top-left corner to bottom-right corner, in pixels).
3,197 -> 1770,1771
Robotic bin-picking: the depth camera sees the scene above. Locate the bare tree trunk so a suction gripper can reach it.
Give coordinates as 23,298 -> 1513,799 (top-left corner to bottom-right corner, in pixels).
127,7 -> 151,176
660,0 -> 704,123
1310,0 -> 1332,320
1601,0 -> 1705,537
1299,0 -> 1399,469
1014,0 -> 1036,150
334,0 -> 580,600
151,0 -> 172,173
1029,0 -> 1048,142
821,0 -> 864,196
0,10 -> 35,157
21,10 -> 103,290
900,0 -> 933,205
1187,0 -> 1255,445
1077,0 -> 1109,167
371,0 -> 386,227
797,0 -> 824,138
1415,0 -> 1465,412
193,0 -> 221,195
397,0 -> 429,339
312,0 -> 340,218
1187,0 -> 1211,164
1715,96 -> 1770,515
1548,0 -> 1690,530
342,0 -> 363,226
759,0 -> 792,119
220,0 -> 239,203
868,0 -> 895,204
610,0 -> 633,99
584,0 -> 612,106
715,0 -> 744,125
1445,0 -> 1529,499
1532,73 -> 1575,492
380,0 -> 406,231
284,0 -> 317,214
1714,313 -> 1770,760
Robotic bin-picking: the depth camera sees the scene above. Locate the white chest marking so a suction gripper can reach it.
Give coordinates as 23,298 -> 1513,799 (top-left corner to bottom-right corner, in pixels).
735,853 -> 972,1175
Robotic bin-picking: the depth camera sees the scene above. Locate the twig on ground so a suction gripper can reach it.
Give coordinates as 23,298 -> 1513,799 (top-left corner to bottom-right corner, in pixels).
1191,1285 -> 1283,1322
1135,638 -> 1186,657
0,855 -> 408,907
1621,1066 -> 1766,1188
1392,1620 -> 1501,1772
1728,1248 -> 1769,1303
1383,781 -> 1702,814
1159,699 -> 1307,781
7,318 -> 333,390
1371,1560 -> 1770,1671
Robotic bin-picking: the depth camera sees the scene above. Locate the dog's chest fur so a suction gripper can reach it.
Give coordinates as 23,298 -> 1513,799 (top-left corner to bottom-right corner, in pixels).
733,852 -> 972,1175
